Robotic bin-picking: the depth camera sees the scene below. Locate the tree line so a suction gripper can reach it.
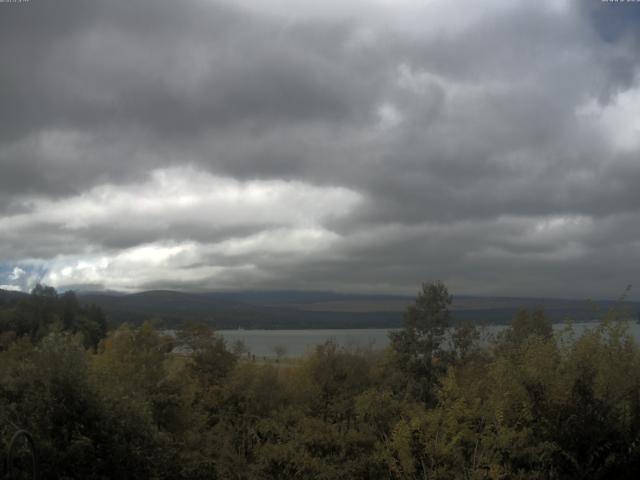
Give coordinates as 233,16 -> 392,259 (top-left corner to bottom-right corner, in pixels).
1,282 -> 640,478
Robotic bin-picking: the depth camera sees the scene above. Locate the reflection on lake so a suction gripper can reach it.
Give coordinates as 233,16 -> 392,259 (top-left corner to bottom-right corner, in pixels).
218,321 -> 640,358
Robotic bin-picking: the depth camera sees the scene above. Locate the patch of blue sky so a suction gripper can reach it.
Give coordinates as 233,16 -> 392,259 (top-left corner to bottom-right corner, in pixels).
588,0 -> 640,43
0,263 -> 47,292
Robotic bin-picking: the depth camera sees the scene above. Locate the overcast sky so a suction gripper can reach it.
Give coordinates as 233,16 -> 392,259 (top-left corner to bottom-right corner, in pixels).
1,0 -> 640,298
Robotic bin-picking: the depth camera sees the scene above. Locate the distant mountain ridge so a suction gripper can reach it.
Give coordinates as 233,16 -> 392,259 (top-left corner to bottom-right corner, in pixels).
73,289 -> 640,328
0,288 -> 28,302
2,288 -> 638,329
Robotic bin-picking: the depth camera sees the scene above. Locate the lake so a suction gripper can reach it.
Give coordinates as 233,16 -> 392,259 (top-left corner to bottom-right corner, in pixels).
218,328 -> 396,358
218,321 -> 640,358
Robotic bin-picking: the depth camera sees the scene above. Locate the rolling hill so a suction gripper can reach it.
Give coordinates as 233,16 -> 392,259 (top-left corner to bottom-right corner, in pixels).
2,288 -> 638,329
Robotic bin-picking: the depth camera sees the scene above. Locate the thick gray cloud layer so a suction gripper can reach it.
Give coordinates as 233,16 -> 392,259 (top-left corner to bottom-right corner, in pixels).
1,0 -> 640,298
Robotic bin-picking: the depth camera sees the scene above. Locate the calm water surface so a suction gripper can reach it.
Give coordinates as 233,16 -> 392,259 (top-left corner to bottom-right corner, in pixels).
218,321 -> 640,358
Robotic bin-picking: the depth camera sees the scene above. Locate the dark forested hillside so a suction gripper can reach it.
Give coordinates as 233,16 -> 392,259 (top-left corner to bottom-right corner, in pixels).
76,290 -> 404,329
74,289 -> 640,328
4,287 -> 639,330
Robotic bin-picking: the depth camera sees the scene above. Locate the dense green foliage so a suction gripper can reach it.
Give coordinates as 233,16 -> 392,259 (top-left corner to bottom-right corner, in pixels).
0,285 -> 107,350
2,283 -> 640,479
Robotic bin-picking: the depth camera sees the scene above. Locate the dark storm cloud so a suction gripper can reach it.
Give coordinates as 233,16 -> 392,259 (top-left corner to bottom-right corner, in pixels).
0,0 -> 378,199
0,0 -> 375,138
2,0 -> 640,298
